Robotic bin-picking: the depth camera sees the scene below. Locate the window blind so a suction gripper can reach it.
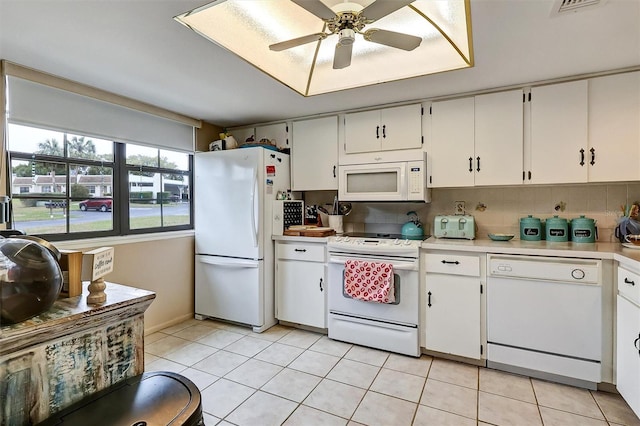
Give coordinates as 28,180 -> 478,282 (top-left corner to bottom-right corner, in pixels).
7,75 -> 195,152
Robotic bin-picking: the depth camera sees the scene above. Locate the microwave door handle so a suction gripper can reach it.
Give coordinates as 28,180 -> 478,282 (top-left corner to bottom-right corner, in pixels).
251,167 -> 258,247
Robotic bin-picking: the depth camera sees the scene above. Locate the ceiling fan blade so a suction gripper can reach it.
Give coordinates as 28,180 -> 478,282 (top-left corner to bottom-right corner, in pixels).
360,0 -> 415,21
333,43 -> 353,69
291,0 -> 337,20
269,33 -> 327,51
363,29 -> 421,51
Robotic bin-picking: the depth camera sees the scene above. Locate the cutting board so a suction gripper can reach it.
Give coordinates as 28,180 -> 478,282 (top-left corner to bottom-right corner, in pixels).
284,227 -> 336,237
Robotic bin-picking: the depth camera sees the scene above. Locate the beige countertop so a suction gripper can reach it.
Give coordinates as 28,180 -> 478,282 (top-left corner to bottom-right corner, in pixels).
272,234 -> 640,268
422,237 -> 640,266
273,235 -> 332,243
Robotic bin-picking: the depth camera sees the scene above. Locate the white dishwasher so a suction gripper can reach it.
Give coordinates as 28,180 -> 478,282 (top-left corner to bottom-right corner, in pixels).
487,254 -> 602,388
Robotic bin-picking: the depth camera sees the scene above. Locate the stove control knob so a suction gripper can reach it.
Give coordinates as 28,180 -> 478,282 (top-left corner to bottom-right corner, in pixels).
335,236 -> 342,242
393,238 -> 400,245
403,240 -> 411,245
344,236 -> 350,242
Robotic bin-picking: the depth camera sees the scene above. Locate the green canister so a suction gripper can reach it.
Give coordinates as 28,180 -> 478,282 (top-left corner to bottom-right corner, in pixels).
571,215 -> 597,243
545,215 -> 569,242
520,215 -> 542,241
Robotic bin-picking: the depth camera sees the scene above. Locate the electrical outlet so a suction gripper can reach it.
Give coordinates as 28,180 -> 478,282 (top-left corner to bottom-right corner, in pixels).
454,201 -> 465,215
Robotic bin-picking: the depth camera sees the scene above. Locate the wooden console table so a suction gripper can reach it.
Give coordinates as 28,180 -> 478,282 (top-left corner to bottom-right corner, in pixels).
0,282 -> 155,426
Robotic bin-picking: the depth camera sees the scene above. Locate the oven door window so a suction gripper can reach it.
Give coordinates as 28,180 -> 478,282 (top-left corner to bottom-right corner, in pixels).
341,271 -> 401,305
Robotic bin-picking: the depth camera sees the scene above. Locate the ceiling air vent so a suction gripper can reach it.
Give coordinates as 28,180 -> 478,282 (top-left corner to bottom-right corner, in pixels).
551,0 -> 608,16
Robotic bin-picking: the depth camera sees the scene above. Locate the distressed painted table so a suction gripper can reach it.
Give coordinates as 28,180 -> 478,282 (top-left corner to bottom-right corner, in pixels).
0,282 -> 156,426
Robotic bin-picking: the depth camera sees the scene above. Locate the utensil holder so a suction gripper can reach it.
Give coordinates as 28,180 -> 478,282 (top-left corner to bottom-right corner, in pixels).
329,215 -> 344,234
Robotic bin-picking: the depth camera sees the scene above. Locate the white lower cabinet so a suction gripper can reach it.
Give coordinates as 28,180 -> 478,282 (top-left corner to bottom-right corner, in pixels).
424,252 -> 483,360
275,241 -> 326,328
617,265 -> 640,418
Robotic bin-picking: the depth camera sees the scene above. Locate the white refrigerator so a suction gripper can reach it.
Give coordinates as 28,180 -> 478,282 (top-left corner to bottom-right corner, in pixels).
194,147 -> 290,332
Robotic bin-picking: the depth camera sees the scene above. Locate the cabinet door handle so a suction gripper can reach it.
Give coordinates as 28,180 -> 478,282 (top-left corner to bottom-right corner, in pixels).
382,124 -> 386,138
476,156 -> 480,172
579,148 -> 585,166
294,248 -> 307,252
376,125 -> 380,139
635,334 -> 640,354
319,277 -> 323,292
441,260 -> 460,265
333,165 -> 336,178
590,147 -> 595,166
624,277 -> 635,286
468,157 -> 473,173
427,291 -> 432,307
528,171 -> 532,180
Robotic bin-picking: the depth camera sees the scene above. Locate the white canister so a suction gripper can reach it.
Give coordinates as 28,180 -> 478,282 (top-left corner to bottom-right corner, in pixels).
328,215 -> 344,234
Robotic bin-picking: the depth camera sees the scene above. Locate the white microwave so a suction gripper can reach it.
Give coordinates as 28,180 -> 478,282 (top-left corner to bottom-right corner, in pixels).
338,156 -> 430,202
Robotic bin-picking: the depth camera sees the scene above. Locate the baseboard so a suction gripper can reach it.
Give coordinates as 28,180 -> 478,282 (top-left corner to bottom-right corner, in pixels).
144,313 -> 194,335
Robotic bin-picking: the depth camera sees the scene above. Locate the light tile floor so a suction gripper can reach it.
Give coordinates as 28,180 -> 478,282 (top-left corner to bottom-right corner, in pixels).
145,319 -> 640,426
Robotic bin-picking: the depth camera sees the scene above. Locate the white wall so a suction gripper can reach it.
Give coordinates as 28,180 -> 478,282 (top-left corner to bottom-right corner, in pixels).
62,235 -> 195,334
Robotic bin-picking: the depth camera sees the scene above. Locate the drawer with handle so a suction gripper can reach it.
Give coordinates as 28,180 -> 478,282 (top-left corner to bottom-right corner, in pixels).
618,266 -> 640,305
277,242 -> 325,262
425,252 -> 480,277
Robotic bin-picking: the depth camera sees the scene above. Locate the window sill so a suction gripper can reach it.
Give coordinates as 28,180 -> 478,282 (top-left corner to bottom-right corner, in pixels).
53,230 -> 195,251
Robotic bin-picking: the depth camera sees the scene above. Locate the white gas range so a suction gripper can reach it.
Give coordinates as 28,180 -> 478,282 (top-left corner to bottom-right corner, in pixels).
327,234 -> 426,357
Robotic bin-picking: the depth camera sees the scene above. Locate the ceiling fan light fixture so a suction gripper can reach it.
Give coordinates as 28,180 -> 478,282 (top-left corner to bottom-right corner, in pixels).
338,29 -> 356,46
332,2 -> 363,14
174,0 -> 473,96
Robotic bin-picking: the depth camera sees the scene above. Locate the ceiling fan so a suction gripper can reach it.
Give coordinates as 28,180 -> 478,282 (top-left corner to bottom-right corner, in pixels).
269,0 -> 422,69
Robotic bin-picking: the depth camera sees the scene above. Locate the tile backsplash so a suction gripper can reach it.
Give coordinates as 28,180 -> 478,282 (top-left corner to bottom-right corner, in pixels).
304,183 -> 640,242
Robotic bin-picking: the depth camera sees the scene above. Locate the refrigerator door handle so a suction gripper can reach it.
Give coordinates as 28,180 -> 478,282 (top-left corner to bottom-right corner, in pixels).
198,256 -> 259,268
251,167 -> 258,247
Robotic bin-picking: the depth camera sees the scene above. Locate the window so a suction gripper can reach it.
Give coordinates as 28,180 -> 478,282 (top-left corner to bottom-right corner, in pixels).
126,144 -> 191,230
7,123 -> 193,240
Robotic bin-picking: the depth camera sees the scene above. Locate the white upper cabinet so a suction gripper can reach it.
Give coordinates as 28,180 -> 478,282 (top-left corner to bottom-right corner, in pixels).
430,90 -> 523,188
474,90 -> 524,186
588,71 -> 640,182
291,116 -> 338,191
528,80 -> 588,184
344,104 -> 422,154
256,122 -> 289,149
429,97 -> 475,187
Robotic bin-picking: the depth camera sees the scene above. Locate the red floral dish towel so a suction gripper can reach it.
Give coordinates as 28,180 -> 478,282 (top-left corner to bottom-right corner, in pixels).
344,260 -> 395,304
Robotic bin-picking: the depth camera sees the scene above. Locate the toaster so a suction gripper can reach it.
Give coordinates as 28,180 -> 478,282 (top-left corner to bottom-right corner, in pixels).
433,215 -> 476,240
